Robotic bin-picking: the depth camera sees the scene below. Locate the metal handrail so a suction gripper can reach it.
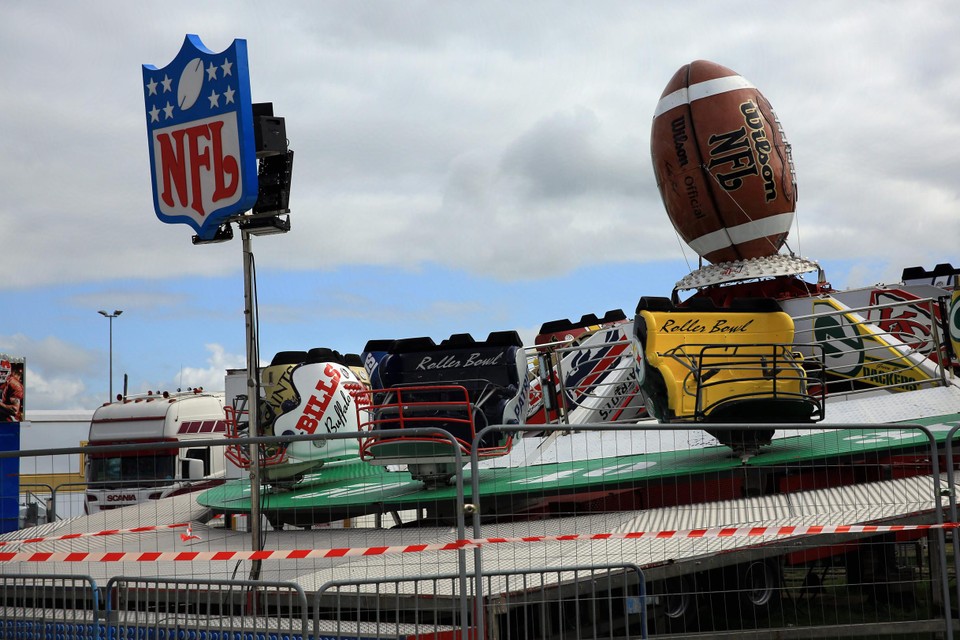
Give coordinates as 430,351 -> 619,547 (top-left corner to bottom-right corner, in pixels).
792,296 -> 949,393
471,420 -> 954,640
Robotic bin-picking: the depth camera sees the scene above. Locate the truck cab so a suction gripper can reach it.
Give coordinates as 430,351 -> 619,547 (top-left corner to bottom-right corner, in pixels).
84,390 -> 227,513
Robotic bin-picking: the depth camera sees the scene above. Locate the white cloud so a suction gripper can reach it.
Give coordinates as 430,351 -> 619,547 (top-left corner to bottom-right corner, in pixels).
0,334 -> 97,376
2,2 -> 957,291
162,343 -> 247,394
21,367 -> 92,410
0,1 -> 958,415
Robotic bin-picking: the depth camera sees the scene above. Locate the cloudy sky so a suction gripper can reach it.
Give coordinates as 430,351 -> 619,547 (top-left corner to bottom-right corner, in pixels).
1,1 -> 957,412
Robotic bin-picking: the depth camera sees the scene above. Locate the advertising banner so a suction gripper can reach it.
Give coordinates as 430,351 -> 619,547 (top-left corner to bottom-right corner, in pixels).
0,354 -> 22,533
0,354 -> 24,422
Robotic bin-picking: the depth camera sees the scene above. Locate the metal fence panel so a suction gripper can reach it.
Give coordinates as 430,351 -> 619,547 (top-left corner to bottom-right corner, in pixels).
0,573 -> 99,640
105,577 -> 308,639
1,418 -> 957,638
315,563 -> 646,640
470,422 -> 953,638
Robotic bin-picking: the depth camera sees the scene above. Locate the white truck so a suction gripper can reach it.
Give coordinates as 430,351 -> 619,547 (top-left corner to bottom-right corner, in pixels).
84,390 -> 228,513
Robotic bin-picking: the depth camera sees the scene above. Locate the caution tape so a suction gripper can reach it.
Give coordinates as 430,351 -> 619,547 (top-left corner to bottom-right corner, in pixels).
0,523 -> 191,548
0,522 -> 955,563
0,540 -> 474,563
473,522 -> 959,544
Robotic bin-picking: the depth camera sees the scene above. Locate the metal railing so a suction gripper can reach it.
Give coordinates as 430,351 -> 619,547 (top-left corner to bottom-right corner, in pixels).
791,296 -> 951,395
0,573 -> 100,639
315,563 -> 647,639
1,413 -> 958,638
105,577 -> 308,637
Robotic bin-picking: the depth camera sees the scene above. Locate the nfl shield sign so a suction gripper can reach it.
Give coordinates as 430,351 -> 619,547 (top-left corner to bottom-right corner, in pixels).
143,35 -> 259,240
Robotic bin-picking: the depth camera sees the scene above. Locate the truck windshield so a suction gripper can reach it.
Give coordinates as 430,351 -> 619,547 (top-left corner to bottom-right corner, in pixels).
88,453 -> 177,488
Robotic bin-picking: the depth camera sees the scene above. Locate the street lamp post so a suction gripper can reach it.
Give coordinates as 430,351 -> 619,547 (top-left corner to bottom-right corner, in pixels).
97,310 -> 123,402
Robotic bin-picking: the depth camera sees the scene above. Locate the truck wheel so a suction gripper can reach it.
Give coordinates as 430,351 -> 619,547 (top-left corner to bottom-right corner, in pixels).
660,576 -> 698,631
739,559 -> 780,610
663,584 -> 691,619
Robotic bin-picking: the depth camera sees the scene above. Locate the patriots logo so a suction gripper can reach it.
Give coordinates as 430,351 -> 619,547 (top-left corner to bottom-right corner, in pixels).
142,35 -> 259,239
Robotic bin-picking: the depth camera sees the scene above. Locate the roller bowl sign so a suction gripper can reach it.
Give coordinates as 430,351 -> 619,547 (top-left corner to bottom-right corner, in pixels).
142,35 -> 258,239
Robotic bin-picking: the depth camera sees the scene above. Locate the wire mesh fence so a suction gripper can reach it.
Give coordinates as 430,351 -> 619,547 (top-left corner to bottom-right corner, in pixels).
2,416 -> 960,638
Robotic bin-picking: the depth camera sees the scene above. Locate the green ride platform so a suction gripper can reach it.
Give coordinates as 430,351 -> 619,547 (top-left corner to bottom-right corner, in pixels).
198,415 -> 960,528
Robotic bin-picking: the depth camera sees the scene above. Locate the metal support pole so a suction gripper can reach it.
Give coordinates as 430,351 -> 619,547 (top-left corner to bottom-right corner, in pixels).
47,489 -> 56,523
242,229 -> 262,580
108,317 -> 113,401
98,310 -> 122,402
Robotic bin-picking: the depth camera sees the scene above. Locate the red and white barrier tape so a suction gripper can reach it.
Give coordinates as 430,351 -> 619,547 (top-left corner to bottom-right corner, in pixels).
0,522 -> 954,563
472,522 -> 957,544
0,540 -> 474,563
0,523 -> 191,548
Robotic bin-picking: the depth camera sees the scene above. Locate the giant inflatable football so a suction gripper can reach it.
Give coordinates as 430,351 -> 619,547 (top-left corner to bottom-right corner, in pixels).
651,60 -> 797,265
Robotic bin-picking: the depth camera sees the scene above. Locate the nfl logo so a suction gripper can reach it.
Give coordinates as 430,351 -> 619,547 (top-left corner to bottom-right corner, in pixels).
142,35 -> 259,240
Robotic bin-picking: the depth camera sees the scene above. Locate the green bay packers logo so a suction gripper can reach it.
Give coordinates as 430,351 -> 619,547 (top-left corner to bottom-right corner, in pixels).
813,307 -> 864,377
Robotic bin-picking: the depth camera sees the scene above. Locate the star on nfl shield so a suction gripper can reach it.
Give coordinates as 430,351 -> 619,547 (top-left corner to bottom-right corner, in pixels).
143,35 -> 259,240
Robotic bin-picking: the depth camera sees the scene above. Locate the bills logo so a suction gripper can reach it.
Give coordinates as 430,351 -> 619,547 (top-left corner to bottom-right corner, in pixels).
142,35 -> 258,239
